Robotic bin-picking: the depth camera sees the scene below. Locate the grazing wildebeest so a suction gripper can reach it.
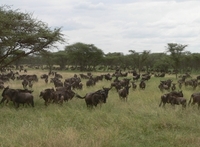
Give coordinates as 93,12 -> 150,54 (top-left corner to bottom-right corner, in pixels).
188,92 -> 200,109
159,91 -> 184,107
76,87 -> 112,108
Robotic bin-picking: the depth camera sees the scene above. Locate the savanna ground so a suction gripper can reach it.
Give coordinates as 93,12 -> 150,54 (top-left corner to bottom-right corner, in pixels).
0,69 -> 200,147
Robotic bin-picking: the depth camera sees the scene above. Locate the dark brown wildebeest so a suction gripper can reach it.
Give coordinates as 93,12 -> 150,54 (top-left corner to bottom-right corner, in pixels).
28,80 -> 33,88
12,90 -> 34,108
185,79 -> 198,90
111,81 -> 122,92
131,81 -> 137,90
188,92 -> 200,109
104,74 -> 112,81
133,73 -> 140,81
76,87 -> 112,108
53,79 -> 63,87
139,80 -> 146,89
0,86 -> 16,105
170,96 -> 187,109
159,91 -> 184,107
0,83 -> 4,89
86,78 -> 96,87
41,74 -> 48,79
171,83 -> 176,91
141,73 -> 151,81
55,88 -> 75,102
22,79 -> 28,89
39,88 -> 55,106
118,85 -> 131,102
0,86 -> 33,105
1,86 -> 34,108
45,77 -> 48,84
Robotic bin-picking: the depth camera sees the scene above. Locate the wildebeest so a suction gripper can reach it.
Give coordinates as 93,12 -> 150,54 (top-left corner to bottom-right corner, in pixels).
1,86 -> 34,108
118,85 -> 131,101
170,96 -> 187,109
131,81 -> 137,90
159,91 -> 184,107
188,92 -> 200,109
22,79 -> 28,89
139,80 -> 146,89
171,83 -> 176,91
76,87 -> 112,108
0,86 -> 16,105
158,79 -> 173,92
39,88 -> 55,106
104,74 -> 112,81
12,90 -> 34,108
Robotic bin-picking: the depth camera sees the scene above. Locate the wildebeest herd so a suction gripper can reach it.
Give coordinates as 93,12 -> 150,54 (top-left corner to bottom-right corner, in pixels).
0,68 -> 200,110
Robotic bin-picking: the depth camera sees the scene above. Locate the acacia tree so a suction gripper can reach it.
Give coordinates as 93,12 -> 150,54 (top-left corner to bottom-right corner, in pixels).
128,50 -> 150,73
166,43 -> 188,78
0,5 -> 64,69
65,42 -> 104,71
52,51 -> 68,70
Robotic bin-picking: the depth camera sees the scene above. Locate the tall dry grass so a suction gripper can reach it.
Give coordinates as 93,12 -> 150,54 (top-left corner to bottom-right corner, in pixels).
0,69 -> 200,147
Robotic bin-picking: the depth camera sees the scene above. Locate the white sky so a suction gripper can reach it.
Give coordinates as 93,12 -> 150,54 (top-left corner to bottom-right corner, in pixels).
1,0 -> 200,54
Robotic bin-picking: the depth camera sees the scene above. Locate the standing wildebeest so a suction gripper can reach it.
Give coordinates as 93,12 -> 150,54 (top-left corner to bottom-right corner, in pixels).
1,86 -> 34,108
139,80 -> 146,89
118,85 -> 131,102
170,96 -> 187,109
22,79 -> 28,89
171,83 -> 176,91
159,91 -> 183,107
39,88 -> 55,106
131,81 -> 137,90
76,87 -> 112,108
188,92 -> 200,109
0,86 -> 16,105
12,90 -> 34,108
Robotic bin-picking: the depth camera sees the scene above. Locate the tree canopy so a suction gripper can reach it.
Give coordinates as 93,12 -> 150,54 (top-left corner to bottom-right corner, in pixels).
0,5 -> 64,69
166,43 -> 188,78
65,42 -> 104,71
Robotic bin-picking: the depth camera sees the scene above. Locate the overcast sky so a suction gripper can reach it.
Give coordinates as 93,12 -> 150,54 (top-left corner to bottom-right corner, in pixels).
1,0 -> 200,54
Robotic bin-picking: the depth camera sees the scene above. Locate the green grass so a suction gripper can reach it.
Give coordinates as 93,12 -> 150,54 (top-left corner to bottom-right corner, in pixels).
0,70 -> 200,147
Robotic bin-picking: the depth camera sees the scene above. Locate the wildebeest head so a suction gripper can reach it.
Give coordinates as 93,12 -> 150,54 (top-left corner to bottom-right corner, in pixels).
39,88 -> 55,105
1,86 -> 17,104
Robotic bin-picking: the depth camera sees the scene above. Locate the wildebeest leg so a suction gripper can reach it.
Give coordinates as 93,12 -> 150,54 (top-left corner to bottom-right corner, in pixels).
31,100 -> 34,107
159,100 -> 163,107
198,103 -> 200,110
0,97 -> 6,105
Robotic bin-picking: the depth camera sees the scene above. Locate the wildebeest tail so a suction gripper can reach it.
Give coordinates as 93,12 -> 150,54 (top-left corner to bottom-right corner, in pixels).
75,94 -> 86,99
